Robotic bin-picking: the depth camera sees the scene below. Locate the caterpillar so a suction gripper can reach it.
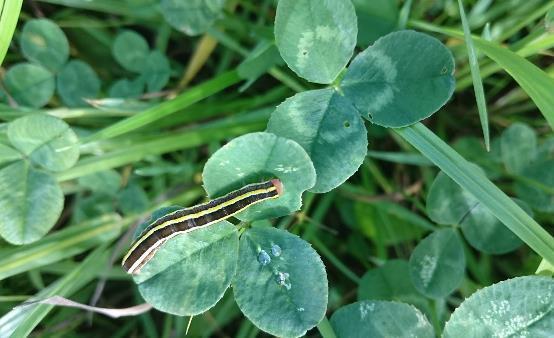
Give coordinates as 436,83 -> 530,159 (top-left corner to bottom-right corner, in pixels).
122,179 -> 283,275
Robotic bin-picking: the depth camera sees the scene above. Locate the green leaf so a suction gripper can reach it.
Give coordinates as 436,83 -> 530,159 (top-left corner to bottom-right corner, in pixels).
202,132 -> 316,221
118,182 -> 149,215
77,169 -> 121,196
109,77 -> 145,98
500,122 -> 537,174
267,88 -> 368,193
136,220 -> 239,316
139,50 -> 171,92
341,30 -> 455,127
352,0 -> 398,46
112,30 -> 149,72
443,276 -> 554,337
515,159 -> 554,213
72,193 -> 115,223
460,199 -> 529,255
274,0 -> 357,84
457,0 -> 490,151
233,226 -> 328,338
409,228 -> 465,299
427,170 -> 482,225
0,143 -> 22,167
330,300 -> 434,338
8,114 -> 79,172
20,19 -> 69,72
0,161 -> 63,244
160,0 -> 225,36
358,259 -> 422,304
427,171 -> 526,254
3,63 -> 55,108
56,60 -> 101,107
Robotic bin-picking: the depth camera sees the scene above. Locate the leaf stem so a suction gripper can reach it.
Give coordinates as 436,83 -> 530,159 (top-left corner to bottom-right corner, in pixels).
316,316 -> 337,338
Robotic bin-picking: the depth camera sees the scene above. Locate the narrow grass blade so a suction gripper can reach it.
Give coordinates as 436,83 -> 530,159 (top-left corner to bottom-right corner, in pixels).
367,150 -> 432,166
398,0 -> 413,30
411,20 -> 554,130
36,0 -> 158,19
0,0 -> 23,66
458,0 -> 490,151
395,123 -> 554,265
470,36 -> 554,129
83,70 -> 242,143
60,110 -> 267,181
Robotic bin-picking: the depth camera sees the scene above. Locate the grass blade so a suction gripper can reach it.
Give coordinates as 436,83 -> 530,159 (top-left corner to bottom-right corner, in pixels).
36,0 -> 158,19
0,214 -> 124,280
367,150 -> 432,166
60,110 -> 267,181
411,20 -> 554,130
0,0 -> 23,66
470,36 -> 554,129
0,247 -> 110,337
83,70 -> 242,143
395,123 -> 554,265
457,0 -> 490,151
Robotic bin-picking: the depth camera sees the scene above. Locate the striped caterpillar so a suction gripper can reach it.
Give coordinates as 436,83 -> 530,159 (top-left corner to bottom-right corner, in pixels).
122,179 -> 283,275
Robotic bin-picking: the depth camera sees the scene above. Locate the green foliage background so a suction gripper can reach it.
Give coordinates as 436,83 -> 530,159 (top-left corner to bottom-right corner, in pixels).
0,0 -> 553,337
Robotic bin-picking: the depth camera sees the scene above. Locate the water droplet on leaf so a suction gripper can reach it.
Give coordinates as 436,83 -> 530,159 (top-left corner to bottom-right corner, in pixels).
271,244 -> 282,257
275,271 -> 291,290
257,250 -> 271,266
